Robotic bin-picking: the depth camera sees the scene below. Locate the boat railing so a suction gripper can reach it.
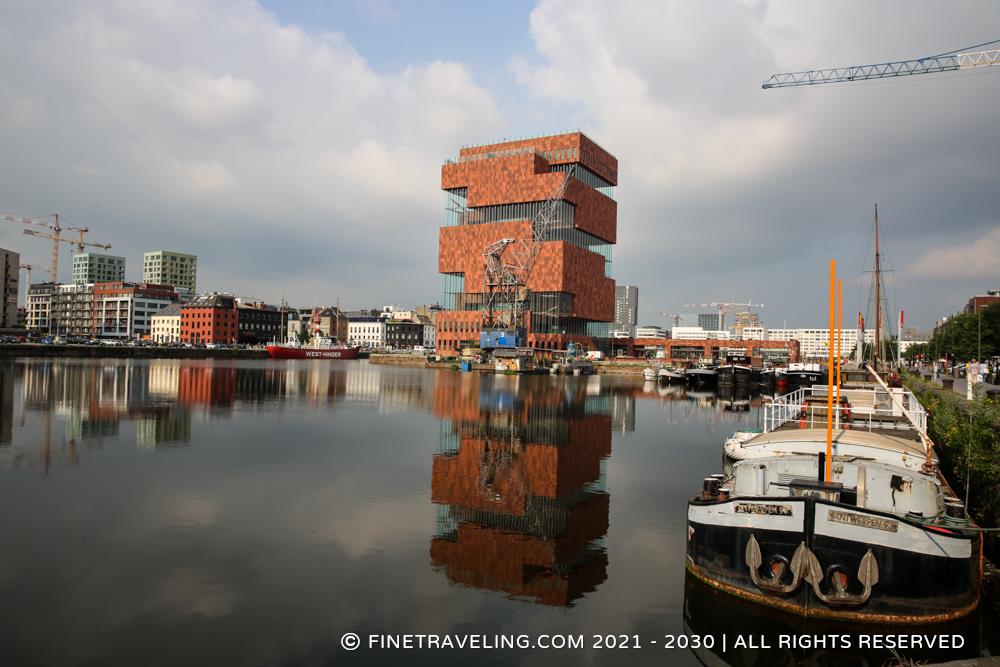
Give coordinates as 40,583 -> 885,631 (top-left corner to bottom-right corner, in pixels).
763,384 -> 927,434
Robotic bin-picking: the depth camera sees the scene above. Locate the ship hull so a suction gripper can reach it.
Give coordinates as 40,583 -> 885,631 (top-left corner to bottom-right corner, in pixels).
686,496 -> 981,622
266,345 -> 360,360
717,364 -> 753,385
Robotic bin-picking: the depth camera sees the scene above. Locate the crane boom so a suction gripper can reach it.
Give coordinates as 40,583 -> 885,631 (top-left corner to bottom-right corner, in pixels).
763,47 -> 1000,89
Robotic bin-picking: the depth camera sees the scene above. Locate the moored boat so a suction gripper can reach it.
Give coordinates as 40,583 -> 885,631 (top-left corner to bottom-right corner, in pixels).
687,233 -> 983,623
686,364 -> 718,386
658,367 -> 686,383
266,336 -> 360,360
785,362 -> 826,387
717,354 -> 753,385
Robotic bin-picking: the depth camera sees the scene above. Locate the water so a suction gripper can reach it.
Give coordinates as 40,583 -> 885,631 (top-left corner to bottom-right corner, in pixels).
0,358 -> 994,666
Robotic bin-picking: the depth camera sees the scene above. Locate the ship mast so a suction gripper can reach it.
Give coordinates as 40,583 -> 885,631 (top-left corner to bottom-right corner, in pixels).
873,204 -> 882,371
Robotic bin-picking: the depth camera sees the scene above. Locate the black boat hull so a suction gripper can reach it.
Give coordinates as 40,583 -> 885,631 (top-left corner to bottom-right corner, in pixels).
687,496 -> 981,622
718,365 -> 753,385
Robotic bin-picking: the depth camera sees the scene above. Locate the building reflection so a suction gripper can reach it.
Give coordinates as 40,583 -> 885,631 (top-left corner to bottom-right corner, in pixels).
5,360 -> 439,472
430,373 -> 624,606
1,361 -> 14,445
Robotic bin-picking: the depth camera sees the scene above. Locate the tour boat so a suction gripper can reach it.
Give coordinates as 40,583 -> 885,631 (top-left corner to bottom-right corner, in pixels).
266,336 -> 360,360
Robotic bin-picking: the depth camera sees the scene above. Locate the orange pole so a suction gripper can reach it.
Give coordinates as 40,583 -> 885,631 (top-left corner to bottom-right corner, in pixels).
836,279 -> 843,428
826,259 -> 835,481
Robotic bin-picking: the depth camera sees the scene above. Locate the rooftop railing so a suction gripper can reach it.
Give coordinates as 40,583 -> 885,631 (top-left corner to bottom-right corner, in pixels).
762,384 -> 927,434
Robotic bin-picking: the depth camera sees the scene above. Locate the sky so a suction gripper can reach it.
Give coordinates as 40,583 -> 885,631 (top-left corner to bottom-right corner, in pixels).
1,0 -> 999,331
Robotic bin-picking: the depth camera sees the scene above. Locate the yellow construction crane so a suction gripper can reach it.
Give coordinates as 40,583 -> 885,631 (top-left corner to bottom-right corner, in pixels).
3,213 -> 111,282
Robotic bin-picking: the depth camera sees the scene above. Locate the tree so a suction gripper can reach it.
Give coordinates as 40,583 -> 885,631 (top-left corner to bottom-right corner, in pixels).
925,303 -> 1000,362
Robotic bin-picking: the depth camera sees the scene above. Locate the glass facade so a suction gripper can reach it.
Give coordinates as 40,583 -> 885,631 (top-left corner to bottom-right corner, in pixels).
441,273 -> 464,310
551,163 -> 615,199
442,197 -> 612,278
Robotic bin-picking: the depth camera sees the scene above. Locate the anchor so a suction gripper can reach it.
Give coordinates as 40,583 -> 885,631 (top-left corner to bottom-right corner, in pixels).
745,534 -> 809,595
803,548 -> 879,607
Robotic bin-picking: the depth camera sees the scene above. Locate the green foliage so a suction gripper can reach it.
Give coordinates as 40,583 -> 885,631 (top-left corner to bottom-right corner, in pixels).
296,329 -> 311,345
905,373 -> 1000,558
923,303 -> 1000,362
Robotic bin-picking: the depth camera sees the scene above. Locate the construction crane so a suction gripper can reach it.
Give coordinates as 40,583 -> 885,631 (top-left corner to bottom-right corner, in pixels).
762,38 -> 1000,89
683,301 -> 765,331
3,213 -> 111,282
658,312 -> 686,328
478,165 -> 577,349
18,265 -> 50,304
18,263 -> 49,286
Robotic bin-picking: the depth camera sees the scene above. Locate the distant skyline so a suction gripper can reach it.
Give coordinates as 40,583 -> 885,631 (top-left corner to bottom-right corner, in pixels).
2,1 -> 999,330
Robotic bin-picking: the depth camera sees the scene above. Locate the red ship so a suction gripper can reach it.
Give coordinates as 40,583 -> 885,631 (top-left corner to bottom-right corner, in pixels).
266,337 -> 360,360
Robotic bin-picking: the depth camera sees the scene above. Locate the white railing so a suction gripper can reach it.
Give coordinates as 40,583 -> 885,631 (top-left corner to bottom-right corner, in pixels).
763,384 -> 927,434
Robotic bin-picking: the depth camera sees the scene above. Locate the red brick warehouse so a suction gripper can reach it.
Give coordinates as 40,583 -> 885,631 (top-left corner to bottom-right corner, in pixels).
436,131 -> 617,355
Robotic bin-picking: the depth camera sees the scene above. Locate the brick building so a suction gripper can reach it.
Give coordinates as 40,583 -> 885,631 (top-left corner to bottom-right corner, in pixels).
436,132 -> 617,355
965,289 -> 1000,314
626,338 -> 800,364
180,293 -> 238,344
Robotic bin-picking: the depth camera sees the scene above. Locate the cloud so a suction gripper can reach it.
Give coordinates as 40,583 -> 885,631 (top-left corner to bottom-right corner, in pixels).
0,0 -> 502,306
509,0 -> 1000,326
2,0 -> 999,327
905,225 -> 1000,280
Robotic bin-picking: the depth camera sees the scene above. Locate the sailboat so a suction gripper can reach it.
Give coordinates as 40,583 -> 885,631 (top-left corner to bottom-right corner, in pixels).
686,210 -> 982,623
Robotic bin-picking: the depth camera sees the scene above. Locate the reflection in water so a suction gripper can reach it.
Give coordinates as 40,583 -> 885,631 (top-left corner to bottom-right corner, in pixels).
430,374 -> 621,606
3,359 -> 439,473
1,359 -> 996,666
683,571 -> 983,667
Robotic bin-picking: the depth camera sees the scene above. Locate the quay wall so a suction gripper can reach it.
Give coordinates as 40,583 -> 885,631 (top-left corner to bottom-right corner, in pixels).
0,344 -> 269,360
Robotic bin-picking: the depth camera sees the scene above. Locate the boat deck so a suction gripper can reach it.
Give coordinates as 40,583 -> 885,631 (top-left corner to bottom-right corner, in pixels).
768,423 -> 924,447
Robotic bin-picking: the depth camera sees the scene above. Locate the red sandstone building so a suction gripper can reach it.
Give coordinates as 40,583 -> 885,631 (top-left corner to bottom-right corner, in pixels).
180,293 -> 238,344
436,132 -> 617,355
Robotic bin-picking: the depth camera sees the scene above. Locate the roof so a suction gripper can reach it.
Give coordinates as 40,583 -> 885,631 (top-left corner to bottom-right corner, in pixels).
183,293 -> 236,309
153,303 -> 182,318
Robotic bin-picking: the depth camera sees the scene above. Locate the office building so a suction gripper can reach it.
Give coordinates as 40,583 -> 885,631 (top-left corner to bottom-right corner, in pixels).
94,282 -> 177,339
613,285 -> 638,337
1,247 -> 19,328
143,251 -> 198,294
72,253 -> 125,285
697,313 -> 722,331
436,131 -> 617,354
635,325 -> 667,339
